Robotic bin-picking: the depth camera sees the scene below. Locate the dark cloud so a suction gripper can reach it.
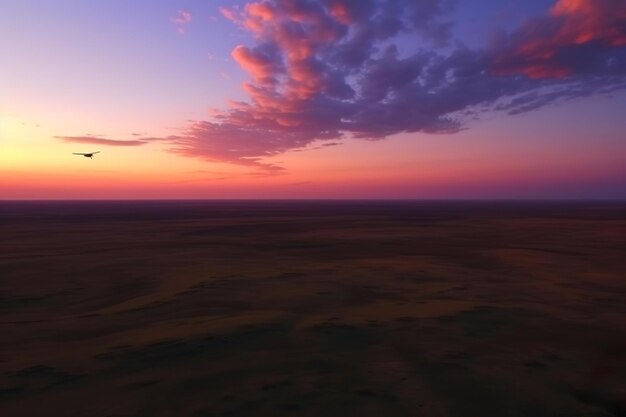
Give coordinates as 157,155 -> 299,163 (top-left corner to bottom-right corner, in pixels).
491,0 -> 626,78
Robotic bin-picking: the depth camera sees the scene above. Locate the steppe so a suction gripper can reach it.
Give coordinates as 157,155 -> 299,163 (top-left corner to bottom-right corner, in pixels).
0,201 -> 624,416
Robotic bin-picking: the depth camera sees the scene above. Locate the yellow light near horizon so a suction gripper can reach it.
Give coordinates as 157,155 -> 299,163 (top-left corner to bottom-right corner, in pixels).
0,116 -> 254,193
0,115 -> 23,143
0,116 -> 41,168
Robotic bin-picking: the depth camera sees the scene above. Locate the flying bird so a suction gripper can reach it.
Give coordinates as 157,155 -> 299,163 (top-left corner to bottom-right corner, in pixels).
72,151 -> 100,159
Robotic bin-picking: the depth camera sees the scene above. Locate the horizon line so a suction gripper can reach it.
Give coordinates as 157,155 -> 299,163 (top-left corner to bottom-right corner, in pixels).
1,198 -> 625,203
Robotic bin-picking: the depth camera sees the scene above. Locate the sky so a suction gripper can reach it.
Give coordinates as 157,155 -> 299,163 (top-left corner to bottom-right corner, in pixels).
1,0 -> 625,199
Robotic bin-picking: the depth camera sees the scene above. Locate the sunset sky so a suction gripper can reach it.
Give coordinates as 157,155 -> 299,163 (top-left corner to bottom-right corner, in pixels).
1,0 -> 625,199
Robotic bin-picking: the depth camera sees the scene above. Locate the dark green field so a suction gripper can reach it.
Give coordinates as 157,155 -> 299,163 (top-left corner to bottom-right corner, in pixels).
1,201 -> 625,417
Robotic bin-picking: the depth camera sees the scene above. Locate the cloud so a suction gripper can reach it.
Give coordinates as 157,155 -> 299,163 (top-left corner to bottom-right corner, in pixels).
231,44 -> 283,84
171,10 -> 192,34
167,0 -> 472,169
57,136 -> 152,147
490,0 -> 626,78
166,121 -> 292,172
219,6 -> 239,23
65,1 -> 626,172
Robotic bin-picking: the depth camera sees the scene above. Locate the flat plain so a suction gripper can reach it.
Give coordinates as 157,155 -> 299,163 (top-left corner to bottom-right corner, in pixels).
0,201 -> 624,417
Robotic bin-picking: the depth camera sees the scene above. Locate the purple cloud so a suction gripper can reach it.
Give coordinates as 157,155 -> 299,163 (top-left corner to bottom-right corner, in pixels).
61,0 -> 626,172
491,0 -> 626,78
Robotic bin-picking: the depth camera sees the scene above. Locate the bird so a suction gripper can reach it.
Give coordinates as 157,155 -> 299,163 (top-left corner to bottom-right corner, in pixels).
72,151 -> 100,159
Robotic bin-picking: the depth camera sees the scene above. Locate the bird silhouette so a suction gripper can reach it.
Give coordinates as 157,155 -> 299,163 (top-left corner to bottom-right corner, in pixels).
72,151 -> 100,159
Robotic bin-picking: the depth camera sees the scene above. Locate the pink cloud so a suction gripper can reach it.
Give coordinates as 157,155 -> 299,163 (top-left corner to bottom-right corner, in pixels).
327,1 -> 352,25
231,45 -> 282,84
245,2 -> 277,22
167,120 -> 291,173
57,136 -> 151,147
171,10 -> 192,34
219,6 -> 239,23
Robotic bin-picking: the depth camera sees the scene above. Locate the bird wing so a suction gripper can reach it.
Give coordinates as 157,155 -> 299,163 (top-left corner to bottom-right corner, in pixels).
92,151 -> 100,154
72,153 -> 87,155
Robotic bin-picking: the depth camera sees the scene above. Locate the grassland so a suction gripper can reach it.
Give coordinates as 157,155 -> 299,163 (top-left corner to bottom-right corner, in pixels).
0,201 -> 624,416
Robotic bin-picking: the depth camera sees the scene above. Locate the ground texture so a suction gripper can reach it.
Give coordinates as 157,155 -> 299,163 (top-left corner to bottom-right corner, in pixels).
0,201 -> 625,417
